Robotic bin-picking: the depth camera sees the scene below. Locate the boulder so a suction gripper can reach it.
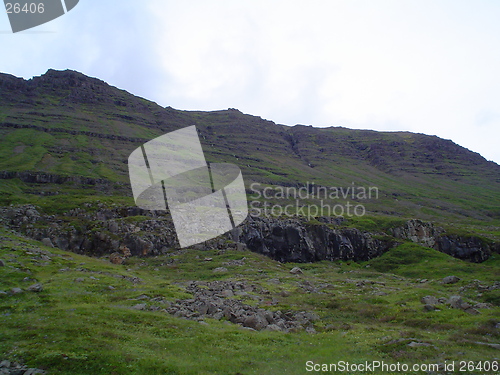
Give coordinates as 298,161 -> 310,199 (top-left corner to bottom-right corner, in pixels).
421,296 -> 439,305
441,276 -> 460,284
243,313 -> 268,330
27,283 -> 43,292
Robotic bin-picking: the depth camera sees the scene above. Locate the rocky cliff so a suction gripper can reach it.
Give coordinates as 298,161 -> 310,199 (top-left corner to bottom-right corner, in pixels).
1,205 -> 496,264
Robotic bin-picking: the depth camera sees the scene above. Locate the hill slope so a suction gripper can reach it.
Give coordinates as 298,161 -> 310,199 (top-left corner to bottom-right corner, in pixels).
1,69 -> 499,225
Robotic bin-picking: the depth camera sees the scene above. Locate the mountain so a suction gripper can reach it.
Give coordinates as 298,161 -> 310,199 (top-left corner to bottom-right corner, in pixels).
1,69 -> 499,226
1,70 -> 500,374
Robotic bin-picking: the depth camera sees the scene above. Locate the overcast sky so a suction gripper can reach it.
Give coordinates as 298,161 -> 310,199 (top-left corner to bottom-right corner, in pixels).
1,0 -> 499,165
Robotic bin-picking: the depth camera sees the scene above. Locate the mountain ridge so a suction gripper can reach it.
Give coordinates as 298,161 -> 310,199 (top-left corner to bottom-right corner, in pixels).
1,69 -> 499,223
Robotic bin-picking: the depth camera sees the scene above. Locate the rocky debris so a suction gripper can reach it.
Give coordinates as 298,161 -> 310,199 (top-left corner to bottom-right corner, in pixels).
289,267 -> 303,275
421,296 -> 439,305
459,280 -> 500,293
420,294 -> 489,315
441,275 -> 461,284
0,260 -> 5,267
27,283 -> 43,292
166,281 -> 319,332
131,303 -> 147,311
447,295 -> 480,314
10,288 -> 23,295
0,360 -> 46,374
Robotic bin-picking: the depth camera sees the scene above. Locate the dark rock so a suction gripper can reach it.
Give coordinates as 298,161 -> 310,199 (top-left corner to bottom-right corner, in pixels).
243,314 -> 268,330
238,216 -> 395,263
41,238 -> 53,248
0,260 -> 5,267
435,236 -> 490,263
265,324 -> 283,332
441,276 -> 460,284
27,283 -> 43,293
421,296 -> 439,305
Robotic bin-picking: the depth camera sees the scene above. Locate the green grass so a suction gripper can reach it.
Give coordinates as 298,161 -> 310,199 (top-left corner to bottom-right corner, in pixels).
1,228 -> 499,374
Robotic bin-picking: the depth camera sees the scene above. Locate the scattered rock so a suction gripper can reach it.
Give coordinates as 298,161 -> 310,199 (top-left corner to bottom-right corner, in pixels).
27,283 -> 43,292
448,295 -> 464,309
10,288 -> 23,295
442,276 -> 460,284
132,303 -> 147,310
421,296 -> 439,306
423,304 -> 437,311
290,267 -> 303,275
0,360 -> 46,374
446,295 -> 480,314
0,260 -> 5,267
213,267 -> 228,273
165,281 -> 317,333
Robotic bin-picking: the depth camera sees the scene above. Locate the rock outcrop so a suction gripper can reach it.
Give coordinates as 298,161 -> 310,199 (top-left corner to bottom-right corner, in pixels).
391,219 -> 494,262
236,216 -> 395,262
0,205 -> 497,263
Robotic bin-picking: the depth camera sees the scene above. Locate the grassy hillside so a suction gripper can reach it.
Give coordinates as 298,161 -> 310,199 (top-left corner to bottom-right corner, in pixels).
1,228 -> 499,374
1,69 -> 500,226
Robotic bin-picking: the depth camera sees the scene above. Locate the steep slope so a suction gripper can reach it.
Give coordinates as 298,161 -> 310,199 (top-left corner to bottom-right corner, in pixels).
0,69 -> 499,224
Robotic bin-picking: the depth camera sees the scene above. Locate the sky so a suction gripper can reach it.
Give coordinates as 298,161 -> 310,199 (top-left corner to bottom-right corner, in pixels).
1,0 -> 500,165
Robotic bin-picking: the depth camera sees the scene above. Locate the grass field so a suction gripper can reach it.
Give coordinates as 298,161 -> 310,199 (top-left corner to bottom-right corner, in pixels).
1,228 -> 499,374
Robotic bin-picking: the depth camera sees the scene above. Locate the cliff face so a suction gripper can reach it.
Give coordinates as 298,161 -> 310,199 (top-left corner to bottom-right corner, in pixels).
1,205 -> 496,264
237,217 -> 394,262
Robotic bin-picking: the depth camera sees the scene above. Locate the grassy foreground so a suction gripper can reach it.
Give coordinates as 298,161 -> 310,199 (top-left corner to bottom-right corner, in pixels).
0,227 -> 499,375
